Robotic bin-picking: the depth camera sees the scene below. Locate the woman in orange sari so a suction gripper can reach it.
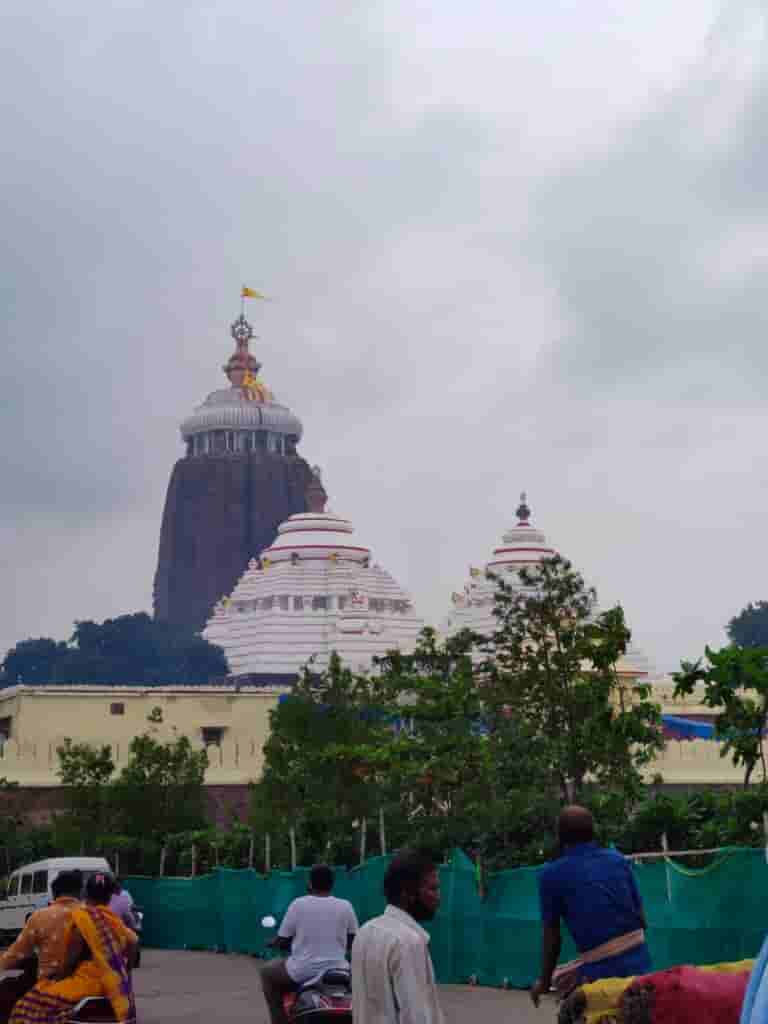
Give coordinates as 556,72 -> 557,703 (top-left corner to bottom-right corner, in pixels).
10,874 -> 137,1023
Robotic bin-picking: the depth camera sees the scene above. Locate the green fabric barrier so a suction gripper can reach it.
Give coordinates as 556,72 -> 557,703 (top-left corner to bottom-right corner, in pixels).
125,846 -> 768,988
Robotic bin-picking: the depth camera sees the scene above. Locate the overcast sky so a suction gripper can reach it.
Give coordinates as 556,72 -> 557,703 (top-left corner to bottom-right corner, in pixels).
3,0 -> 767,674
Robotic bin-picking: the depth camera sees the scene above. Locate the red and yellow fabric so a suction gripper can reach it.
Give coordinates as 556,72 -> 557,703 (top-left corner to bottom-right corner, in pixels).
566,960 -> 756,1024
10,905 -> 136,1024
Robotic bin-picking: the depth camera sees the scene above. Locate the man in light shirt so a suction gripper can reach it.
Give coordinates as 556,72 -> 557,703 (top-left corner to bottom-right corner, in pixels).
352,848 -> 445,1024
261,863 -> 359,1024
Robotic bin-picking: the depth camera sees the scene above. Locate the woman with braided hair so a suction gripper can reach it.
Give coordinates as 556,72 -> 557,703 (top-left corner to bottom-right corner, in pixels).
10,873 -> 137,1023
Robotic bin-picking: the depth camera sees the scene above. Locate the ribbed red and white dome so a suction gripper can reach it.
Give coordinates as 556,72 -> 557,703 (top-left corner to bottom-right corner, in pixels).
203,509 -> 424,679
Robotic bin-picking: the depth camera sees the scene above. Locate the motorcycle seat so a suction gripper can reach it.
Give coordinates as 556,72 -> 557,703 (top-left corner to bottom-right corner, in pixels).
319,968 -> 351,987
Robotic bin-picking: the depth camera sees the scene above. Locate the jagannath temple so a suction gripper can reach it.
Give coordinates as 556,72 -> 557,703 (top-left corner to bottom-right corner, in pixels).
202,478 -> 425,683
153,303 -> 321,632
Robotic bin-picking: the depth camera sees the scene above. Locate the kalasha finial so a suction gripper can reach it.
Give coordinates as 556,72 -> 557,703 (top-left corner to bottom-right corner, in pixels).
516,491 -> 531,525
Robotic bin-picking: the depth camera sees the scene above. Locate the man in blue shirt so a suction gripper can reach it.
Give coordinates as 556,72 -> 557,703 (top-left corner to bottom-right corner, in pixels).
531,805 -> 651,1007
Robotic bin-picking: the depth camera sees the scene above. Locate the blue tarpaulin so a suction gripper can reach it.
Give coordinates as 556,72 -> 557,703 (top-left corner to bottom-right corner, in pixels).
662,714 -> 715,739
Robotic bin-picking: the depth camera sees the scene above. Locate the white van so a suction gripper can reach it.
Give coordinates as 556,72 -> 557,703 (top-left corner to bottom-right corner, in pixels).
0,857 -> 112,938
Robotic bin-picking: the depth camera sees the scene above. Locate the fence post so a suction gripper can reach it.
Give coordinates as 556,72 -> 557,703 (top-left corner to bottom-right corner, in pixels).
359,818 -> 367,866
661,833 -> 671,903
265,834 -> 271,874
191,844 -> 197,878
378,808 -> 387,857
159,845 -> 167,878
248,834 -> 255,870
289,828 -> 297,872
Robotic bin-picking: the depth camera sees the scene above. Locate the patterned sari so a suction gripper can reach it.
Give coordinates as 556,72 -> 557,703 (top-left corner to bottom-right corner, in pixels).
9,905 -> 136,1023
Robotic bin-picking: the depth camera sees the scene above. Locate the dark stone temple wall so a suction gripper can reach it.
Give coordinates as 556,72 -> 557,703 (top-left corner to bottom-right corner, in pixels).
153,451 -> 317,633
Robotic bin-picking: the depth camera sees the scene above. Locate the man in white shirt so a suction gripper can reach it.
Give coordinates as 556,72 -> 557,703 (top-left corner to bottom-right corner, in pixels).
261,863 -> 359,1024
352,848 -> 445,1024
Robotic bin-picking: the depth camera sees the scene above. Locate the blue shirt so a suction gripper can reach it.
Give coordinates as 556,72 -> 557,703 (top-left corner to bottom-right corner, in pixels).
538,842 -> 651,982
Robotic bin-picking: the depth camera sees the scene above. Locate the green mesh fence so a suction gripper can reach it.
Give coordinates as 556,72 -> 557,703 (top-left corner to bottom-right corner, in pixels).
125,846 -> 768,988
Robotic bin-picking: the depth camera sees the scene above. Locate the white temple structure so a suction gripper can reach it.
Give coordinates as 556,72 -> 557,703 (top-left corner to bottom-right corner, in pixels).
203,479 -> 425,682
443,493 -> 652,680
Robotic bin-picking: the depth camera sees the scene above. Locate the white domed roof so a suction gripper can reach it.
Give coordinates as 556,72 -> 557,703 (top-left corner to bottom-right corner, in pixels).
180,389 -> 303,440
442,492 -> 652,681
203,507 -> 424,679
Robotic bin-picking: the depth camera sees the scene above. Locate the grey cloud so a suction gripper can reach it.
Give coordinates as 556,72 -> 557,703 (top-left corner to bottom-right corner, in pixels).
2,0 -> 766,678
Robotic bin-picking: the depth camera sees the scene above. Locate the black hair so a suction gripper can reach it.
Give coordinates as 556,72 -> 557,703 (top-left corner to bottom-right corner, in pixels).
309,864 -> 334,892
383,849 -> 435,906
558,806 -> 595,846
85,873 -> 116,905
51,870 -> 83,900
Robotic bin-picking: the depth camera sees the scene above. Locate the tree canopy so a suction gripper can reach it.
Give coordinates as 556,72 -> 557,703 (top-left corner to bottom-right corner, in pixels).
675,644 -> 768,786
1,612 -> 228,686
728,601 -> 768,649
253,554 -> 663,869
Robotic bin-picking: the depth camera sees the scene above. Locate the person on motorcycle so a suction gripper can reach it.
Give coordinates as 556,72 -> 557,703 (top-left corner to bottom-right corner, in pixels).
260,863 -> 359,1024
108,879 -> 138,930
0,869 -> 83,981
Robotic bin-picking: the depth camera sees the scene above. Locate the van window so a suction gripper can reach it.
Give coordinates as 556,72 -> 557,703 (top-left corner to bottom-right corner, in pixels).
33,871 -> 47,895
20,874 -> 32,896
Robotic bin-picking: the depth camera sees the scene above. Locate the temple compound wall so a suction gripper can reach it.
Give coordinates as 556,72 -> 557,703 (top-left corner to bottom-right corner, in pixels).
0,685 -> 282,787
0,681 -> 755,813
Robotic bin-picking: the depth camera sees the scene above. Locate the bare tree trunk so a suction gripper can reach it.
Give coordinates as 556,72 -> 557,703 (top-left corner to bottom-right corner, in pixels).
248,834 -> 255,870
191,844 -> 197,877
159,846 -> 167,878
289,828 -> 297,872
265,834 -> 271,874
359,818 -> 367,866
378,808 -> 387,856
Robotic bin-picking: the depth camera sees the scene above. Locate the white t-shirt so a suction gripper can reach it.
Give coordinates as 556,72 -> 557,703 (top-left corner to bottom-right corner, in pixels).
279,894 -> 359,984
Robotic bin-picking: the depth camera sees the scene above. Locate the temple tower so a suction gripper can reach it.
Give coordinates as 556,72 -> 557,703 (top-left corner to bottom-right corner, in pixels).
153,309 -> 324,633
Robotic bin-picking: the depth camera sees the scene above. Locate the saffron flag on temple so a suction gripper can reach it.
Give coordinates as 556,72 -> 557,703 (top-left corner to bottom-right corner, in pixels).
242,286 -> 269,300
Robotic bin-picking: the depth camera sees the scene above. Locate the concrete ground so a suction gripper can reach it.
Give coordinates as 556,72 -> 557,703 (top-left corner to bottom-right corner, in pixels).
134,949 -> 552,1023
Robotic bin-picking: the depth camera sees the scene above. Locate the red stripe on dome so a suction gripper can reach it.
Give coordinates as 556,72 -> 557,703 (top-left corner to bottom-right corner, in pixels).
265,544 -> 370,554
491,547 -> 555,556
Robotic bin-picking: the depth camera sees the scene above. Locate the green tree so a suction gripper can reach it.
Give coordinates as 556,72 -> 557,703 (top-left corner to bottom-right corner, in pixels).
485,555 -> 663,802
1,638 -> 68,685
368,629 -> 529,856
111,734 -> 208,839
674,644 -> 768,786
56,739 -> 116,843
254,653 -> 393,866
728,602 -> 768,649
2,613 -> 227,685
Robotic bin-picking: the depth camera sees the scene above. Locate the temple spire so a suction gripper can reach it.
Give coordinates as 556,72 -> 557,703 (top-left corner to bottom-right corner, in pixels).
516,491 -> 531,525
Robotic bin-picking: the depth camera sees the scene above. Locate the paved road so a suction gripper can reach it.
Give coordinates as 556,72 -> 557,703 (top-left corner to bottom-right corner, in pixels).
134,949 -> 552,1023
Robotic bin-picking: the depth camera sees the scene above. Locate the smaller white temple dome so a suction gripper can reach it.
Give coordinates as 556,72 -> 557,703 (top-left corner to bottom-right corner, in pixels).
203,502 -> 424,681
442,492 -> 652,681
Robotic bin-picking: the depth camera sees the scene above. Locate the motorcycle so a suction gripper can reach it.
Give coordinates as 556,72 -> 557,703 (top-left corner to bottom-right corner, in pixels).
131,908 -> 143,969
261,915 -> 352,1024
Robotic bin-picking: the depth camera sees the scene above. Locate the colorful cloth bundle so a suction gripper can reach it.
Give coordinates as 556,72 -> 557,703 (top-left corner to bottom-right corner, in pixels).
558,961 -> 755,1024
620,965 -> 751,1024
